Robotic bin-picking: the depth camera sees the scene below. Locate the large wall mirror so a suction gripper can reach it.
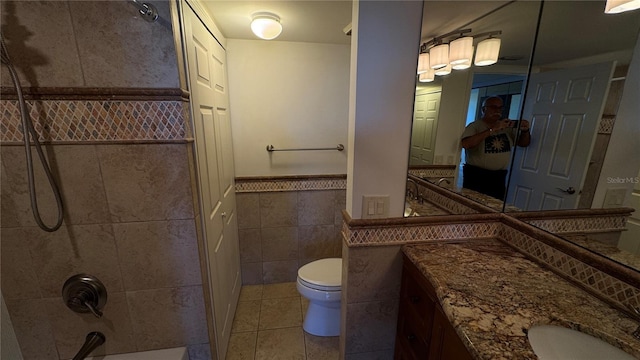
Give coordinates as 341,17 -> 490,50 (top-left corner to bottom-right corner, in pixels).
406,0 -> 640,270
407,0 -> 542,214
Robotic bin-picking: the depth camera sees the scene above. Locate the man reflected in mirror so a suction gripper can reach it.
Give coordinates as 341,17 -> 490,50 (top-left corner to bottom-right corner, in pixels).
460,96 -> 531,200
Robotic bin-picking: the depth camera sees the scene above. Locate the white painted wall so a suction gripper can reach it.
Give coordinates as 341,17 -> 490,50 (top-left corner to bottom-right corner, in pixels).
226,39 -> 350,177
593,32 -> 640,207
434,70 -> 474,166
346,0 -> 423,218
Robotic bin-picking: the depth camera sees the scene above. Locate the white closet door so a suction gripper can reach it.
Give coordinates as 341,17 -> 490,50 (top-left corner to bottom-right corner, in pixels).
183,4 -> 240,359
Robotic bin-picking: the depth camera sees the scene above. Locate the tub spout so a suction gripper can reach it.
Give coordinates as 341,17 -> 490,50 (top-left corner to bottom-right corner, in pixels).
73,332 -> 105,360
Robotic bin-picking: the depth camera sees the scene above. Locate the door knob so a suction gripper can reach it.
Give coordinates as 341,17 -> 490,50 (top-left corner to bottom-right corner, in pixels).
556,187 -> 576,195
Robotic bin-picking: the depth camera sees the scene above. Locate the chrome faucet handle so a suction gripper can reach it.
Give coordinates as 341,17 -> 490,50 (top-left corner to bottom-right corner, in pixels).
624,304 -> 640,339
625,303 -> 640,319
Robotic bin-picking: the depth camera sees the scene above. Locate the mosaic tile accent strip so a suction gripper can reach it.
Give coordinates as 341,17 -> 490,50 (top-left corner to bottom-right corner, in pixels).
420,184 -> 480,215
599,116 -> 615,134
500,224 -> 640,309
1,99 -> 188,142
235,178 -> 347,192
344,222 -> 499,246
408,168 -> 456,179
527,216 -> 627,234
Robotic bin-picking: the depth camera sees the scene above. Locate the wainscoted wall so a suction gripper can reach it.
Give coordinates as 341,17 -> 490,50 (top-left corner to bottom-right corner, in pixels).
235,176 -> 346,284
0,2 -> 215,359
0,97 -> 211,360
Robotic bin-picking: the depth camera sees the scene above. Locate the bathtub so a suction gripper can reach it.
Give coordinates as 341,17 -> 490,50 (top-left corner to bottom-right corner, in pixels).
85,347 -> 188,360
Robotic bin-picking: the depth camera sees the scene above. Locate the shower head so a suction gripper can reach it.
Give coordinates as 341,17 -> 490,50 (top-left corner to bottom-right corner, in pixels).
130,0 -> 158,22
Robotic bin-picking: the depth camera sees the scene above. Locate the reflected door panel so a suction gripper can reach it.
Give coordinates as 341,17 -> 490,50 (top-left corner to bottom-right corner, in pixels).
508,61 -> 614,210
410,91 -> 441,165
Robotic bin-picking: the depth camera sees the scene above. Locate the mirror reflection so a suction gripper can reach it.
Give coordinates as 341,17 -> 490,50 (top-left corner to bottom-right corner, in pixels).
407,0 -> 541,213
406,0 -> 640,272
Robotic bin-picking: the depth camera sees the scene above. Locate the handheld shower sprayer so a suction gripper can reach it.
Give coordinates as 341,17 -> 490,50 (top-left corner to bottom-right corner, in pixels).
1,32 -> 64,232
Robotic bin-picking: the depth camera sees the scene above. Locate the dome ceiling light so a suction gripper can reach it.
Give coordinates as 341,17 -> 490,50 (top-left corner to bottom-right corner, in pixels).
251,12 -> 283,40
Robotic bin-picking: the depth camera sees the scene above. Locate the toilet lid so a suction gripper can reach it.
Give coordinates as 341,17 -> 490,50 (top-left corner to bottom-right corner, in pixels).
298,258 -> 342,288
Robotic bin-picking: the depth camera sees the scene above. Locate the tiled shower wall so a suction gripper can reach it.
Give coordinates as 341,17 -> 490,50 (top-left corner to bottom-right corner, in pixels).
235,178 -> 346,284
0,1 -> 211,359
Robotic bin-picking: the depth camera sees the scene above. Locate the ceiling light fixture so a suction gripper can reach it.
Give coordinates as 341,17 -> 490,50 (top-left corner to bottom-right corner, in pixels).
251,12 -> 283,40
417,29 -> 501,78
605,0 -> 640,13
418,68 -> 435,82
474,37 -> 501,66
449,36 -> 474,66
417,52 -> 430,74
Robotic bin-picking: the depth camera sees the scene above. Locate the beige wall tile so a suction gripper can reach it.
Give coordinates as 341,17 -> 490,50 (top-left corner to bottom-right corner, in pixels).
261,227 -> 298,261
241,262 -> 263,285
113,220 -> 202,290
68,1 -> 179,88
0,1 -> 84,87
263,260 -> 298,284
298,190 -> 336,226
26,224 -> 124,297
237,193 -> 260,229
255,327 -> 305,360
5,298 -> 58,360
259,192 -> 298,228
44,293 -> 136,359
298,225 -> 341,261
127,286 -> 208,351
227,332 -> 257,360
0,145 -> 111,228
334,190 -> 347,225
239,228 -> 262,263
344,300 -> 399,354
346,246 -> 402,303
1,228 -> 42,300
97,144 -> 194,222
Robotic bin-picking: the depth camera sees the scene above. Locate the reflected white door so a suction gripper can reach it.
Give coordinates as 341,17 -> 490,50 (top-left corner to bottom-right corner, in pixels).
184,5 -> 241,359
508,62 -> 614,210
410,91 -> 441,165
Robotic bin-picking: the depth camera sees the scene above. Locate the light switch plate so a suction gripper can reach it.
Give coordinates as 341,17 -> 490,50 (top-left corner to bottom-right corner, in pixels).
603,188 -> 626,208
362,195 -> 390,219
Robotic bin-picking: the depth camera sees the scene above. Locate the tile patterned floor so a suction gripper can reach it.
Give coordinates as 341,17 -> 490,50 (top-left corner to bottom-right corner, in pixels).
226,282 -> 340,360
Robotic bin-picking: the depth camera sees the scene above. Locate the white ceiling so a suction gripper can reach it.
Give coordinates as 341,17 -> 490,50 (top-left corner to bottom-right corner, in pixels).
200,0 -> 640,67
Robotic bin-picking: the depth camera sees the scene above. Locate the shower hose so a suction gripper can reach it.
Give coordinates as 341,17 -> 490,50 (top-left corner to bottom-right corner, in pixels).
1,33 -> 64,232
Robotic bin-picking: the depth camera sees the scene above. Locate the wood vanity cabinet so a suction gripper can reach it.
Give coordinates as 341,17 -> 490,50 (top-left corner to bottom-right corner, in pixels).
395,255 -> 473,360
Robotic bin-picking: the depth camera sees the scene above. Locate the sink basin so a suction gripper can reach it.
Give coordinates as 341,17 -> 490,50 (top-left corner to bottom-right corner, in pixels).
527,325 -> 636,359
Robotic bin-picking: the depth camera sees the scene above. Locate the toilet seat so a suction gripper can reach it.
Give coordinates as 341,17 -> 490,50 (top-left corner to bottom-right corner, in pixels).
297,258 -> 342,291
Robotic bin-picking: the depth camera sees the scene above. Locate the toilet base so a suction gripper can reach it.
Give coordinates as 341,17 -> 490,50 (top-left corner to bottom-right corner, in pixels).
303,301 -> 341,336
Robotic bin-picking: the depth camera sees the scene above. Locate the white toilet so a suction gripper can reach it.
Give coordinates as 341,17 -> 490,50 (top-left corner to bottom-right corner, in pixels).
296,257 -> 342,336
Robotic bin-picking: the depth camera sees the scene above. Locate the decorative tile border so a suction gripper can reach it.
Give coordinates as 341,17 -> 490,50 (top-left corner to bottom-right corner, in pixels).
419,183 -> 481,215
527,216 -> 627,234
235,177 -> 347,192
343,221 -> 499,246
499,223 -> 640,309
599,115 -> 615,134
0,99 -> 189,142
408,167 -> 456,179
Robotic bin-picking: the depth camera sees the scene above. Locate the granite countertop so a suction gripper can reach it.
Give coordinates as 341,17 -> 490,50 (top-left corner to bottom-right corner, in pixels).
403,239 -> 640,359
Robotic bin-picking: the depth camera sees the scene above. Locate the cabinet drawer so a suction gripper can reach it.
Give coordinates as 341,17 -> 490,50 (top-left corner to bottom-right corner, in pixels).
396,312 -> 429,360
399,262 -> 437,335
